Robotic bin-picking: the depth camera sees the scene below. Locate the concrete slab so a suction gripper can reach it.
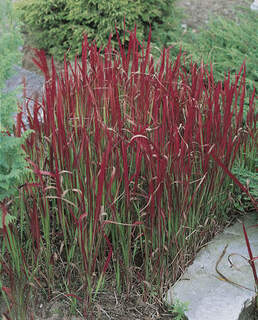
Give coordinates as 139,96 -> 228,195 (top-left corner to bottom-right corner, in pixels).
166,213 -> 258,320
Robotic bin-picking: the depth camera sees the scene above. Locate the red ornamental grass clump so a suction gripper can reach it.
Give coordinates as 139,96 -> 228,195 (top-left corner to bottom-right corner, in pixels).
2,28 -> 257,316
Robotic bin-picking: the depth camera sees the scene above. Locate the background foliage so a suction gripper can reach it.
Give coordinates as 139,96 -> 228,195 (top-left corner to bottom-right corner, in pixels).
14,0 -> 180,60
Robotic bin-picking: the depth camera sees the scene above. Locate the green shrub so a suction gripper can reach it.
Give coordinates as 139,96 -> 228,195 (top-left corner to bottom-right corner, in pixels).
0,0 -> 31,207
14,0 -> 180,60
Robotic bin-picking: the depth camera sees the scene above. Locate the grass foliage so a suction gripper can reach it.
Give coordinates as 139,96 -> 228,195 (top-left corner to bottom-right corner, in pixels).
0,27 -> 256,318
167,5 -> 258,201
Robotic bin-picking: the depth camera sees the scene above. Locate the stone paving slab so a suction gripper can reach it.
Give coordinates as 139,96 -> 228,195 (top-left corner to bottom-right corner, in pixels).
167,213 -> 258,320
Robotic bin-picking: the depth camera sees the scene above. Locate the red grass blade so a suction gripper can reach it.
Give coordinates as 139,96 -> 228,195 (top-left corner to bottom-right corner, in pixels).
242,223 -> 258,287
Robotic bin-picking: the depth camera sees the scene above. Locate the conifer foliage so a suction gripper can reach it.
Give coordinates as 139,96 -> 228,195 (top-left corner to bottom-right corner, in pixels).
14,0 -> 178,60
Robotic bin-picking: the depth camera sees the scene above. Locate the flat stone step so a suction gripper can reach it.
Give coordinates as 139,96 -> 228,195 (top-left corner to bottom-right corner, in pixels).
166,213 -> 258,320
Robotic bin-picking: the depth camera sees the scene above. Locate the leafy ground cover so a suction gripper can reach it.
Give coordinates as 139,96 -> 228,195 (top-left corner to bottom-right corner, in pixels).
0,0 -> 257,319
